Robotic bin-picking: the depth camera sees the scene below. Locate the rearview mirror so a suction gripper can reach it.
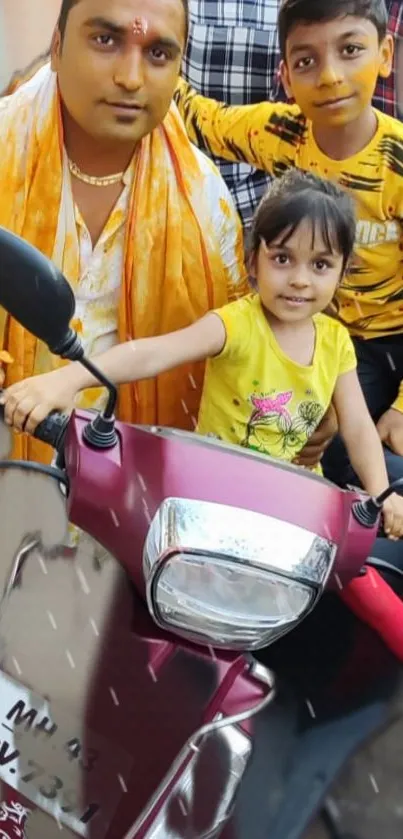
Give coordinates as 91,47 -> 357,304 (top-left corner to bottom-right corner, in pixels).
0,227 -> 82,359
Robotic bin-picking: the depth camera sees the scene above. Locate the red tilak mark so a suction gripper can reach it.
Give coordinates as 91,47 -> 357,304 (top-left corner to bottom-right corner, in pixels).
132,16 -> 148,37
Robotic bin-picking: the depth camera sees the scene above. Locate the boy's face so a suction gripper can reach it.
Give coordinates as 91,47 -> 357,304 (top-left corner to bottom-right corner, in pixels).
280,15 -> 393,128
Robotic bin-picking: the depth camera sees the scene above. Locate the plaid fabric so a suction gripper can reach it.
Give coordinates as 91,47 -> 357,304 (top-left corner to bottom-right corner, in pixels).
183,0 -> 282,225
373,0 -> 403,118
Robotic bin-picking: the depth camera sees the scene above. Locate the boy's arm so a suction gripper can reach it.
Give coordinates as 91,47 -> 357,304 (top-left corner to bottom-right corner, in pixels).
334,368 -> 403,537
377,388 -> 403,456
377,218 -> 403,455
174,78 -> 299,173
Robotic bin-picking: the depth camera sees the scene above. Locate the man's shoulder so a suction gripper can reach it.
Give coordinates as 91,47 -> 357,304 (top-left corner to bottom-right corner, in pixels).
192,144 -> 222,180
191,145 -> 238,212
0,93 -> 16,116
0,92 -> 25,133
188,144 -> 247,289
0,64 -> 49,121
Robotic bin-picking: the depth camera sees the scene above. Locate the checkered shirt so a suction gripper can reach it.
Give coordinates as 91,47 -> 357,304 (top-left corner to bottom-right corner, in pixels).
373,0 -> 403,118
183,0 -> 282,226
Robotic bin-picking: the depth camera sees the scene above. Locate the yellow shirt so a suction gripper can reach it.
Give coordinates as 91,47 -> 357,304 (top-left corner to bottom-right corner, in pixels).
175,82 -> 403,343
197,295 -> 357,466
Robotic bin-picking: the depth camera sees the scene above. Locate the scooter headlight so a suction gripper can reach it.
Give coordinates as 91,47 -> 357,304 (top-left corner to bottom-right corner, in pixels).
143,499 -> 336,650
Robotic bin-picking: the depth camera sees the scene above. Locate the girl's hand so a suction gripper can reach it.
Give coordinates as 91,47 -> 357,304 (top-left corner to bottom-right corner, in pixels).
382,493 -> 403,540
0,368 -> 80,434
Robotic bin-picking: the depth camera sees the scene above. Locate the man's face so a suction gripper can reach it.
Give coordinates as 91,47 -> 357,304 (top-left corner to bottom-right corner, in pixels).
52,0 -> 185,145
280,16 -> 393,128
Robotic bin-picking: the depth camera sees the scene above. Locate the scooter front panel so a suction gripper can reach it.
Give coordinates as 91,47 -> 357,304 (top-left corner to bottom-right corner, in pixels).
0,536 -> 272,839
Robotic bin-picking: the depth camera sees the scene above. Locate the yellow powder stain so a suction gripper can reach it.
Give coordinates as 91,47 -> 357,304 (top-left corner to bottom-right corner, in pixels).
220,197 -> 231,218
71,318 -> 83,334
64,233 -> 75,251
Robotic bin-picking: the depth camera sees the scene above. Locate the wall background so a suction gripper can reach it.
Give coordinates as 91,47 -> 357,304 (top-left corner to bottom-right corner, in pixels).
0,7 -> 8,89
0,0 -> 59,88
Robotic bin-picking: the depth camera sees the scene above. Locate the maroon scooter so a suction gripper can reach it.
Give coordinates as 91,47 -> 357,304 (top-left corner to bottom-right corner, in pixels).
0,227 -> 394,839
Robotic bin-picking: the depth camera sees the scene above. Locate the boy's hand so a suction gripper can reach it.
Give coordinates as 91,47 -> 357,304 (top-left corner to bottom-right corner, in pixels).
0,369 -> 79,434
382,493 -> 403,540
294,403 -> 338,467
377,408 -> 403,456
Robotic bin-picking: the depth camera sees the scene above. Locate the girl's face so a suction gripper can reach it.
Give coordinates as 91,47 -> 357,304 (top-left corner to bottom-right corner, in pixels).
254,219 -> 344,324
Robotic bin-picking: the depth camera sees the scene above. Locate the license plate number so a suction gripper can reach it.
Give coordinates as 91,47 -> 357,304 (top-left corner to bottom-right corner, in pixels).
0,670 -> 133,837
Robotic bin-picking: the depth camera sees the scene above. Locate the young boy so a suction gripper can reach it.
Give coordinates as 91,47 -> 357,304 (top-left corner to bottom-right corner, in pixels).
174,0 -> 403,489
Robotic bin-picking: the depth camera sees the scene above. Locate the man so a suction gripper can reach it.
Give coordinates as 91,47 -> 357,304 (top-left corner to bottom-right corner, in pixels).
0,0 -> 247,463
183,0 -> 282,226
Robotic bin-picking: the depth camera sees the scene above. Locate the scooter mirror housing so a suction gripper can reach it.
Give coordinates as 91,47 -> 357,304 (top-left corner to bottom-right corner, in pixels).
0,227 -> 118,447
0,227 -> 83,361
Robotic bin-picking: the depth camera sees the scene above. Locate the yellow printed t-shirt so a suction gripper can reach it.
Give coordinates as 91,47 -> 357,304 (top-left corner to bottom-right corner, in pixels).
197,295 -> 357,466
175,81 -> 403,343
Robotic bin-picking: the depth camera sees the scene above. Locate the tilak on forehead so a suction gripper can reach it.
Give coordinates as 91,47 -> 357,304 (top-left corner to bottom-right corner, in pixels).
130,16 -> 149,38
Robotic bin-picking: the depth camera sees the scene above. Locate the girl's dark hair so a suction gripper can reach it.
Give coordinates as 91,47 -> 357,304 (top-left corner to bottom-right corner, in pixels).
278,0 -> 388,58
58,0 -> 189,42
249,169 -> 356,274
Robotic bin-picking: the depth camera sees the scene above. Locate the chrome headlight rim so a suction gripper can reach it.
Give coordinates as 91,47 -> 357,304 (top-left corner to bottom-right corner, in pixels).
146,547 -> 321,650
143,497 -> 337,650
143,498 -> 336,587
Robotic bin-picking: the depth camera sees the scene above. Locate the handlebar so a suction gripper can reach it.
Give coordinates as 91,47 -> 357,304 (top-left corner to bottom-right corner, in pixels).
0,390 -> 69,451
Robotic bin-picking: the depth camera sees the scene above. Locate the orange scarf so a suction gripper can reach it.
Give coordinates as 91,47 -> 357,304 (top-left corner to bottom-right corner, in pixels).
0,65 -> 245,462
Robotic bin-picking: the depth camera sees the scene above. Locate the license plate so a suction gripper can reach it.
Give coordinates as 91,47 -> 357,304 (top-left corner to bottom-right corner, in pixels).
0,670 -> 133,837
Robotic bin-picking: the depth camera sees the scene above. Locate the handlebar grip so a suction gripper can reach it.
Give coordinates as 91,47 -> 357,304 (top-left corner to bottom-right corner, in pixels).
32,411 -> 69,450
0,391 -> 69,451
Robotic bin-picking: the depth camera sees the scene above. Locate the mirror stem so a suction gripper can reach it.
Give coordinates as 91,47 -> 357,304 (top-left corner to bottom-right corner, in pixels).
78,357 -> 117,419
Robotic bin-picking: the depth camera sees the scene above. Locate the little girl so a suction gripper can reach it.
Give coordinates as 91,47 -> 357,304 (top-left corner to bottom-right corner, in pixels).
3,170 -> 403,658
